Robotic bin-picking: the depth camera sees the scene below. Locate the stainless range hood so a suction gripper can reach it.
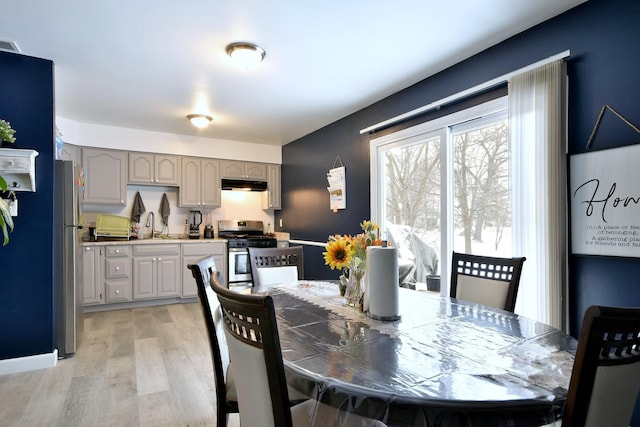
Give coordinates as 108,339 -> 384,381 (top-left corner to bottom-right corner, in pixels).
221,178 -> 268,192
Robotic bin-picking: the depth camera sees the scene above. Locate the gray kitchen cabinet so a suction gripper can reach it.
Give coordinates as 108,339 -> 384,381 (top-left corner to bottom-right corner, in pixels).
133,244 -> 181,299
104,245 -> 132,302
59,143 -> 81,164
128,152 -> 179,185
82,147 -> 127,205
201,158 -> 221,207
221,160 -> 267,180
82,246 -> 103,305
262,163 -> 281,209
181,242 -> 227,297
179,157 -> 221,208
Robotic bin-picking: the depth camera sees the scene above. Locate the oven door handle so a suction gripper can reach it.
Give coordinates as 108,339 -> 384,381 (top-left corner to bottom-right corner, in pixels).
228,247 -> 248,253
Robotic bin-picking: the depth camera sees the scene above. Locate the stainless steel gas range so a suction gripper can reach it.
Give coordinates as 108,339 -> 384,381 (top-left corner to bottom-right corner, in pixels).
218,220 -> 277,288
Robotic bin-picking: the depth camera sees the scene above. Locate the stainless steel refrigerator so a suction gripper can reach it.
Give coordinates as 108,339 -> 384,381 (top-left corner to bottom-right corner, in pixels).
55,159 -> 83,358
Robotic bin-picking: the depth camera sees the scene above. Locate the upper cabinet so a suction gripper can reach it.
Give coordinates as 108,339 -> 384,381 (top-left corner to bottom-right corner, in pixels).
222,160 -> 267,180
59,143 -> 81,165
128,152 -> 179,186
201,158 -> 221,207
78,146 -> 273,208
180,157 -> 221,208
82,147 -> 126,205
262,164 -> 281,210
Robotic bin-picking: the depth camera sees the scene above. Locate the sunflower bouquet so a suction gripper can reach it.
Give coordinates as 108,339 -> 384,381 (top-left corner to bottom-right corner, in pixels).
323,220 -> 382,303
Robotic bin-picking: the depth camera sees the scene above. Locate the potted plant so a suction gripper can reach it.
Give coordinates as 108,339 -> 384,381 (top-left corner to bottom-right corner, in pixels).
0,119 -> 16,245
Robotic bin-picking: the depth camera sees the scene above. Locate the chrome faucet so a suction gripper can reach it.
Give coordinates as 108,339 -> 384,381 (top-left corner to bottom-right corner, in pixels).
145,212 -> 155,238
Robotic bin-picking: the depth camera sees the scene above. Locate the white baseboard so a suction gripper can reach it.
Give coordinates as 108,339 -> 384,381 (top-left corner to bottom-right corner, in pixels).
0,350 -> 58,375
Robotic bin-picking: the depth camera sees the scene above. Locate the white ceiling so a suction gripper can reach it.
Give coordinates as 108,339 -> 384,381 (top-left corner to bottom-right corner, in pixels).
2,1 -> 586,146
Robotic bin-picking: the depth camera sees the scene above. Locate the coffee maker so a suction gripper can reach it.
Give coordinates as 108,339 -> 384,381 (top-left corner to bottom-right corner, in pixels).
189,210 -> 202,239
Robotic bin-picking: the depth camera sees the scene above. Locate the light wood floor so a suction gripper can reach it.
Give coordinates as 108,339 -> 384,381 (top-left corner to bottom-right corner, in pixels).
0,302 -> 240,427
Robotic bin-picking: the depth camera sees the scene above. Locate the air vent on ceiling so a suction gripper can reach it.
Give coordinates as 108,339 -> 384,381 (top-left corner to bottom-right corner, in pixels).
0,40 -> 21,53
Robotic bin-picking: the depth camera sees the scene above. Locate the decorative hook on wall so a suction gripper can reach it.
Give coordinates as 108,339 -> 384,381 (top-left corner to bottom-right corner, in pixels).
586,104 -> 640,149
333,155 -> 344,169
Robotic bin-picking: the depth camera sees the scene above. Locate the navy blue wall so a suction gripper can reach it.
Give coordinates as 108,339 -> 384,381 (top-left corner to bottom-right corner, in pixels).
0,52 -> 55,359
280,0 -> 640,337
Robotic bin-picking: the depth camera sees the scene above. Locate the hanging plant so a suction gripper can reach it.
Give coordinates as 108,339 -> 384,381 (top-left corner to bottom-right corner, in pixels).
0,177 -> 14,246
0,119 -> 16,245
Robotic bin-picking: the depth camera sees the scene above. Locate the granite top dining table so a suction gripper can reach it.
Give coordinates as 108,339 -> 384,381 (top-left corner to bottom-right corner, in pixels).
254,280 -> 577,427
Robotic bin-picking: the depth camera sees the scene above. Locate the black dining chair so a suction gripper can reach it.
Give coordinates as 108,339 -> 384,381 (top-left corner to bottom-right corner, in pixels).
187,256 -> 239,427
248,246 -> 304,287
562,305 -> 640,427
210,272 -> 388,427
449,251 -> 526,312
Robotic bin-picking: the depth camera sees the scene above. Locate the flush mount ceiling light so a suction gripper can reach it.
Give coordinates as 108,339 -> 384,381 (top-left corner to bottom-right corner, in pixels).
225,42 -> 266,69
187,114 -> 213,129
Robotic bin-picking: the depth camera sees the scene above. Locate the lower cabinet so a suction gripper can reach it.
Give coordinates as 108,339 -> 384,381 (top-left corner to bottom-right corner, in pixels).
82,244 -> 132,305
82,246 -> 103,305
104,245 -> 132,302
82,241 -> 226,308
182,242 -> 227,297
133,244 -> 181,299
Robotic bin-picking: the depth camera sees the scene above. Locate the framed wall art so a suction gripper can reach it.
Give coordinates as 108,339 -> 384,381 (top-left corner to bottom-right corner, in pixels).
570,144 -> 640,257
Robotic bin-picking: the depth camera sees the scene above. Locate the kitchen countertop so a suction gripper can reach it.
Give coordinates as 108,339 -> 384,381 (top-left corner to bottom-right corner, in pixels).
81,238 -> 228,246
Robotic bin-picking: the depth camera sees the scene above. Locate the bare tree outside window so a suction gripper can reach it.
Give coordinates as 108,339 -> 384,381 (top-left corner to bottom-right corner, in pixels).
384,139 -> 440,229
452,120 -> 510,255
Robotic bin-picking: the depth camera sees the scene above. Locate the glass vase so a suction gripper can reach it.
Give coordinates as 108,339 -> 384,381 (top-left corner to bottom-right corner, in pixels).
344,268 -> 364,308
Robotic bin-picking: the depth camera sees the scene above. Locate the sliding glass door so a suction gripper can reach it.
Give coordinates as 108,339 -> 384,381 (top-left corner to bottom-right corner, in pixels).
371,97 -> 509,292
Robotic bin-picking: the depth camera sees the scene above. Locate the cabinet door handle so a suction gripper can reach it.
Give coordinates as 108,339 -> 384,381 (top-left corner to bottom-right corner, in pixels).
115,249 -> 120,253
157,257 -> 162,261
115,289 -> 120,294
115,266 -> 120,271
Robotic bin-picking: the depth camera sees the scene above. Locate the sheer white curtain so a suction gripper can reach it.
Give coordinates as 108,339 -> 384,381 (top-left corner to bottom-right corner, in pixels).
509,60 -> 566,329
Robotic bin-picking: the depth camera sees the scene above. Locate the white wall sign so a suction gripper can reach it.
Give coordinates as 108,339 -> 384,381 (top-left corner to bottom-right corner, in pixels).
570,144 -> 640,257
327,166 -> 346,211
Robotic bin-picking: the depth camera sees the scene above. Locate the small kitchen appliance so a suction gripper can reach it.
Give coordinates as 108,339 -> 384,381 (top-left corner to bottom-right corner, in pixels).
203,212 -> 215,239
189,210 -> 202,239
